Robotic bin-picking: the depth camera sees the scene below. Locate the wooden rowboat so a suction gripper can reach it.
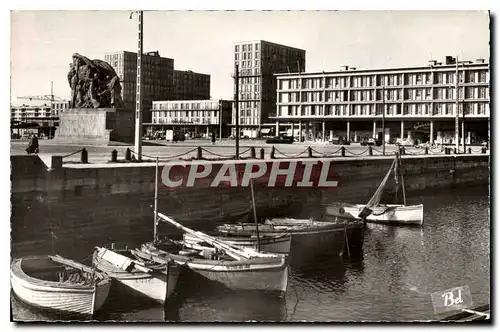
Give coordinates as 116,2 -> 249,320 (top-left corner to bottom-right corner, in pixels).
184,232 -> 292,254
92,247 -> 180,305
142,213 -> 289,297
10,255 -> 111,317
139,241 -> 289,297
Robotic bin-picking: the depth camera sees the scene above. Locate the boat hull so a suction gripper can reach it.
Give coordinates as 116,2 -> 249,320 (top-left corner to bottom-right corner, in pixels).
343,204 -> 424,226
92,249 -> 180,305
10,256 -> 111,317
217,220 -> 359,257
184,233 -> 292,254
141,244 -> 288,296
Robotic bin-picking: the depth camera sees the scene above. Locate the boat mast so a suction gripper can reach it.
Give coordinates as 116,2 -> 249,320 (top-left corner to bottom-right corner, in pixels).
250,179 -> 261,252
398,153 -> 407,205
154,156 -> 159,243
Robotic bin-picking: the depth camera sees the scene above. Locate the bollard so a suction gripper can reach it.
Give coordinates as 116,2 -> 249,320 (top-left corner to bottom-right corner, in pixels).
307,146 -> 313,158
368,146 -> 373,156
425,147 -> 429,155
401,146 -> 405,155
341,146 -> 345,157
259,148 -> 265,159
468,147 -> 472,154
80,148 -> 88,164
482,147 -> 486,154
196,147 -> 203,160
125,148 -> 132,161
250,147 -> 256,159
270,146 -> 275,159
454,148 -> 457,154
445,147 -> 449,155
111,149 -> 118,162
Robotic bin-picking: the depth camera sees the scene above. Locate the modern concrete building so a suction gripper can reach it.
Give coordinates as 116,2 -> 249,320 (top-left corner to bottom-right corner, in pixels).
146,99 -> 233,139
173,70 -> 211,100
10,102 -> 69,138
274,58 -> 489,145
233,40 -> 306,137
104,50 -> 175,123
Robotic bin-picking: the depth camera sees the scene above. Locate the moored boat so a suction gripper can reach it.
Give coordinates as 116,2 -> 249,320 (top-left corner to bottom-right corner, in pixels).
216,218 -> 364,257
92,247 -> 180,305
339,152 -> 424,226
341,204 -> 424,226
142,213 -> 289,297
184,232 -> 292,254
10,255 -> 111,317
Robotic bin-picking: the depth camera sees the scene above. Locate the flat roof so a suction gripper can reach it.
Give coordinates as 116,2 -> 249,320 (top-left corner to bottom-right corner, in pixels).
152,99 -> 232,104
234,40 -> 306,53
275,61 -> 489,78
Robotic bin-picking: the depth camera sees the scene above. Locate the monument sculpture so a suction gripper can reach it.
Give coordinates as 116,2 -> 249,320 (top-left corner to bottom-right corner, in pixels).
55,53 -> 133,143
68,53 -> 124,109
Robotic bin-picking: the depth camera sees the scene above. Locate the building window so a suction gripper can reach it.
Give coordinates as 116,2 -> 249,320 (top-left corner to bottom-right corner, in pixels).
479,71 -> 487,82
479,87 -> 487,99
255,43 -> 259,51
478,103 -> 485,115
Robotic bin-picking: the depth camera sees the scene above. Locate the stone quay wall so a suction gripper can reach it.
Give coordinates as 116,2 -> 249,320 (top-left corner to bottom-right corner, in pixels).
10,154 -> 489,259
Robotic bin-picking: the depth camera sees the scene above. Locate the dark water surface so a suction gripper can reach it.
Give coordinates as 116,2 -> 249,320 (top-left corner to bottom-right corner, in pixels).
11,185 -> 490,322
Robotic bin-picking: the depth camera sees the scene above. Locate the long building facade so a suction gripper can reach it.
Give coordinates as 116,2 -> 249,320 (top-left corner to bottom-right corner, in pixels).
233,40 -> 306,138
146,99 -> 233,139
10,101 -> 69,138
274,58 -> 489,145
104,51 -> 175,123
173,70 -> 211,100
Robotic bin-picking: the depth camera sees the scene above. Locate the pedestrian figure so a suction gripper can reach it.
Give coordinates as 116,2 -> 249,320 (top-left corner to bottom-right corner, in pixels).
211,131 -> 216,145
26,134 -> 39,154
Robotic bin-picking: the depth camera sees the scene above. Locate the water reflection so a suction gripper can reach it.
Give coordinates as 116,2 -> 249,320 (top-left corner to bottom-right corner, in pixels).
11,185 -> 489,322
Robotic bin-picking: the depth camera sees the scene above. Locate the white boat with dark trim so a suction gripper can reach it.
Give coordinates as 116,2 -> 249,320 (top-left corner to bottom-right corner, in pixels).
92,247 -> 180,305
140,213 -> 289,297
10,255 -> 111,317
340,152 -> 424,226
341,204 -> 424,226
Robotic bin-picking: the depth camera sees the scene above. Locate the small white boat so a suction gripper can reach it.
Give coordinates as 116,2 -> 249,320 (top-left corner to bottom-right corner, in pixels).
143,213 -> 289,297
341,204 -> 424,226
10,255 -> 111,317
139,241 -> 289,296
184,233 -> 292,254
342,152 -> 424,226
92,247 -> 180,305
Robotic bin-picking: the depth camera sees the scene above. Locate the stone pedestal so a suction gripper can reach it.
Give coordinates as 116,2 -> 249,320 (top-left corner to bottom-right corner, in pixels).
54,108 -> 134,145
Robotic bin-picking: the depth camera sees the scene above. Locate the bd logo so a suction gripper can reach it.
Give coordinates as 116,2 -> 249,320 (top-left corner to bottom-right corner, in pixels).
442,288 -> 464,307
430,285 -> 473,315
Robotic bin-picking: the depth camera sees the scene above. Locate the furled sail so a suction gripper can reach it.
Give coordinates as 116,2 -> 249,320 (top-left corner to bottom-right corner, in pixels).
358,158 -> 397,219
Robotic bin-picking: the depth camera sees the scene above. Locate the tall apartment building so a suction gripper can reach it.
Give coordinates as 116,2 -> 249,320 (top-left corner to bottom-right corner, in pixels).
233,40 -> 306,137
104,51 -> 175,123
173,70 -> 211,100
274,58 -> 489,145
148,99 -> 233,138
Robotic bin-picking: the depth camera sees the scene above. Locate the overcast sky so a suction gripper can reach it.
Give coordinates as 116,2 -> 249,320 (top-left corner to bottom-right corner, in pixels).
10,10 -> 490,105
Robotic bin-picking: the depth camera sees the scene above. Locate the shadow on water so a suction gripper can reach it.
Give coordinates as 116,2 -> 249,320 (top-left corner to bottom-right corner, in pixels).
170,268 -> 287,322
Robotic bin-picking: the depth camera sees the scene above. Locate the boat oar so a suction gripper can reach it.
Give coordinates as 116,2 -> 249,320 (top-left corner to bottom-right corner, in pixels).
157,212 -> 252,261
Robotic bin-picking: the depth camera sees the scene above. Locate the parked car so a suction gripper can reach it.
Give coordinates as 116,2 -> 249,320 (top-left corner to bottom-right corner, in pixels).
360,138 -> 382,146
265,135 -> 294,144
329,136 -> 350,145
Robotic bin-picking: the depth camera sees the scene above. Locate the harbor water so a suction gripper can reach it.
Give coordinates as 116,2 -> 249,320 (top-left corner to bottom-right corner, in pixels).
11,184 -> 490,322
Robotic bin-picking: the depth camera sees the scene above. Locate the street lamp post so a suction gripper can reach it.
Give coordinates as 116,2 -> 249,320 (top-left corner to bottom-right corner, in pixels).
131,10 -> 143,161
234,64 -> 240,159
382,84 -> 386,156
